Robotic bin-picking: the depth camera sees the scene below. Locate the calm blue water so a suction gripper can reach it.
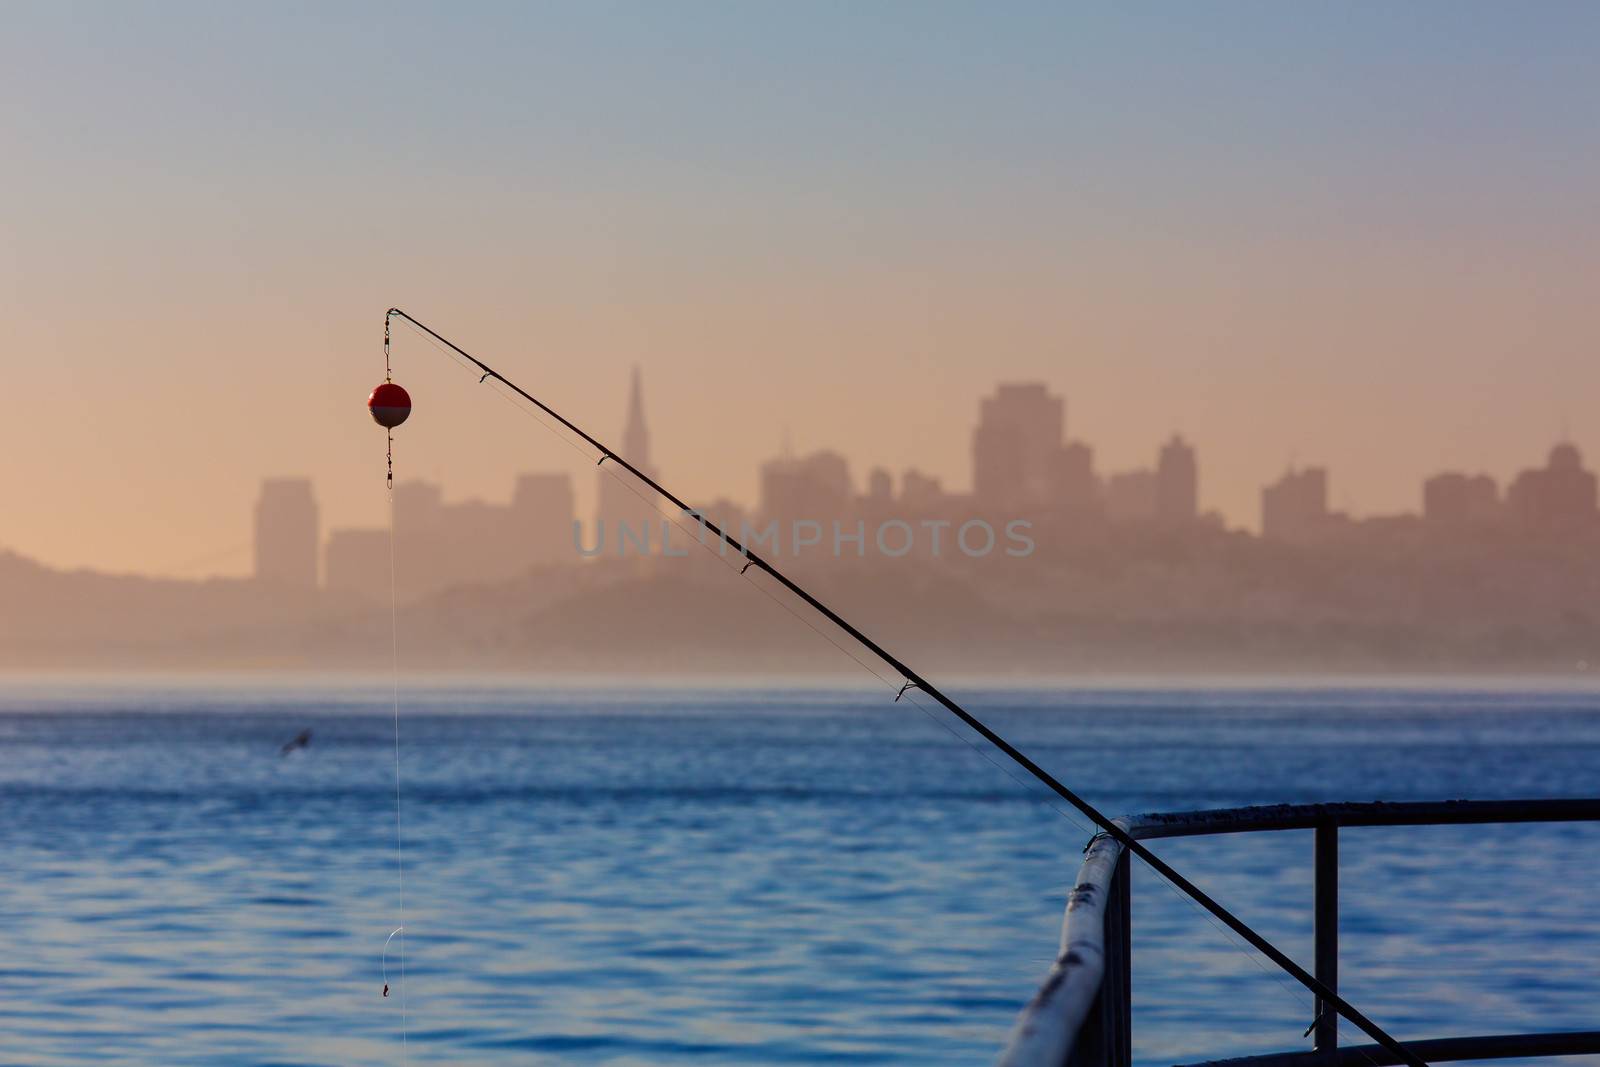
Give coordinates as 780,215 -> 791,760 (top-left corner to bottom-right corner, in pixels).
0,680 -> 1597,1067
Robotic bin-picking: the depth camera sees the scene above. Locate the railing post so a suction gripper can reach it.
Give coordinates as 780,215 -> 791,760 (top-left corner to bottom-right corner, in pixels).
1108,847 -> 1132,1067
1313,822 -> 1338,1052
1063,847 -> 1132,1067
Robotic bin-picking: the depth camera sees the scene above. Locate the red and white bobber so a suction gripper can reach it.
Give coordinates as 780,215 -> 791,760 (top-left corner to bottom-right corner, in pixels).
368,382 -> 411,428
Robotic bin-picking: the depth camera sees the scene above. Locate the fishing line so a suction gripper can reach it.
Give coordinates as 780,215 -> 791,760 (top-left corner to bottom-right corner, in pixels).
384,322 -> 409,1062
384,311 -> 1426,1067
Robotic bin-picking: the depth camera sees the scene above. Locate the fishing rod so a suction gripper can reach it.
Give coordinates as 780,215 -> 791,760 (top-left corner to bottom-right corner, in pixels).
381,307 -> 1427,1067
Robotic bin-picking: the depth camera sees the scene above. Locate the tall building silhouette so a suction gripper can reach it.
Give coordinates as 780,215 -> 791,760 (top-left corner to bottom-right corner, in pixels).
1156,435 -> 1199,523
900,468 -> 945,511
866,467 -> 893,506
1050,439 -> 1101,519
254,478 -> 318,587
973,384 -> 1064,510
1507,443 -> 1599,529
512,473 -> 577,568
594,366 -> 663,552
1261,467 -> 1328,542
759,450 -> 852,526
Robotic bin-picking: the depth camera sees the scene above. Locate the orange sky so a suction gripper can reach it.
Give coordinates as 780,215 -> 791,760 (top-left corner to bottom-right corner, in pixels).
4,4 -> 1598,576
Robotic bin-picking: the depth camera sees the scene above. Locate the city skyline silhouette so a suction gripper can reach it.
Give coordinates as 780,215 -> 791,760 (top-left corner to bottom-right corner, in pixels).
8,363 -> 1598,674
232,373 -> 1594,599
6,361 -> 1591,592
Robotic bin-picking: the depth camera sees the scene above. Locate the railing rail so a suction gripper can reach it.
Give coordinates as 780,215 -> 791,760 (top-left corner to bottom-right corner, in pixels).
997,798 -> 1600,1067
1178,1030 -> 1600,1067
997,822 -> 1130,1067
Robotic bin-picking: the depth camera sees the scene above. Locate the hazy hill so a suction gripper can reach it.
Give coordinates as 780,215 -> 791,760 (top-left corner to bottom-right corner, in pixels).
3,535 -> 1600,677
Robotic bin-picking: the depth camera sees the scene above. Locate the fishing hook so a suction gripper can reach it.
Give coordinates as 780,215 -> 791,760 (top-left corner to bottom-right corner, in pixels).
381,926 -> 404,998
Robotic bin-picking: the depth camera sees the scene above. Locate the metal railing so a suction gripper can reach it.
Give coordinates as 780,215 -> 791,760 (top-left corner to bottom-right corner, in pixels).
998,799 -> 1600,1067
